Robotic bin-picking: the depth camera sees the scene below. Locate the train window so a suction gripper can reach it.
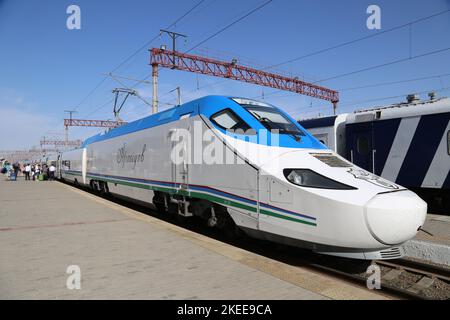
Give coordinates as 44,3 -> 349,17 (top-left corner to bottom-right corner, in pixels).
244,106 -> 306,137
357,136 -> 370,156
62,160 -> 71,169
447,131 -> 450,155
210,109 -> 252,133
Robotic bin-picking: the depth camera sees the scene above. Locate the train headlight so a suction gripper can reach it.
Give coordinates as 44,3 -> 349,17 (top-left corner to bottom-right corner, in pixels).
284,169 -> 357,190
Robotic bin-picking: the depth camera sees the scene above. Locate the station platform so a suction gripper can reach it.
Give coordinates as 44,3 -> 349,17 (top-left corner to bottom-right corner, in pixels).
0,178 -> 389,300
404,214 -> 450,266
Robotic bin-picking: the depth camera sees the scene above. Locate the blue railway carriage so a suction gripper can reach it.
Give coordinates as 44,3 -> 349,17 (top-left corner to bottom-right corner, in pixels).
299,95 -> 450,212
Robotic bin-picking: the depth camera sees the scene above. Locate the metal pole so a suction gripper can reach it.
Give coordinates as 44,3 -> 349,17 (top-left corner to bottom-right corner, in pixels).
173,35 -> 176,54
160,29 -> 187,66
64,110 -> 77,148
152,63 -> 159,114
160,29 -> 187,52
333,102 -> 338,115
65,126 -> 68,147
177,87 -> 181,106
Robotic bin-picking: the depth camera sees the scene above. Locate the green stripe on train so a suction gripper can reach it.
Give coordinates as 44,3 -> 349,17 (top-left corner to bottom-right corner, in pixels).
260,209 -> 317,227
87,174 -> 256,213
87,174 -> 315,227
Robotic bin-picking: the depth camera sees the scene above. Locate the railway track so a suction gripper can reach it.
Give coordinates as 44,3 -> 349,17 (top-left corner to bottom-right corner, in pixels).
375,259 -> 450,282
370,259 -> 450,299
249,243 -> 450,300
305,258 -> 450,300
64,181 -> 450,300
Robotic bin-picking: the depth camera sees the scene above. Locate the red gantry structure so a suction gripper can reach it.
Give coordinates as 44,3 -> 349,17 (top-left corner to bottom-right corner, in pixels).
40,139 -> 82,148
150,48 -> 340,114
64,119 -> 127,128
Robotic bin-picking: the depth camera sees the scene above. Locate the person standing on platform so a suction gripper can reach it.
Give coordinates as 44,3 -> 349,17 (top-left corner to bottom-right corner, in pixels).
13,163 -> 19,178
35,164 -> 40,181
25,164 -> 31,181
49,164 -> 56,181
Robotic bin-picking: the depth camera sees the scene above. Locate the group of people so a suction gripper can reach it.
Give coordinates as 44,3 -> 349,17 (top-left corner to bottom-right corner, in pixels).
1,162 -> 56,181
0,162 -> 20,179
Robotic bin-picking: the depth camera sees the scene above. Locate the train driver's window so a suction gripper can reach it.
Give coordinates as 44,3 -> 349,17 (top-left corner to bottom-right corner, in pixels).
210,109 -> 253,134
357,136 -> 369,156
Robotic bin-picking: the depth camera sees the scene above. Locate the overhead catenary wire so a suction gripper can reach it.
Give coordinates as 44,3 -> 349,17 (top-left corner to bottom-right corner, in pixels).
316,46 -> 450,84
245,9 -> 450,100
255,71 -> 450,100
157,1 -> 275,100
296,86 -> 450,119
180,8 -> 450,102
110,0 -> 207,74
253,45 -> 450,99
186,0 -> 274,53
59,1 -> 208,143
84,73 -> 154,118
268,9 -> 450,69
73,0 -> 207,115
338,72 -> 450,92
101,73 -> 152,84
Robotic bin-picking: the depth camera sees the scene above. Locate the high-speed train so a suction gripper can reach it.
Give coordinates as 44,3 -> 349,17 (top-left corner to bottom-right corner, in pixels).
299,94 -> 450,212
56,96 -> 427,260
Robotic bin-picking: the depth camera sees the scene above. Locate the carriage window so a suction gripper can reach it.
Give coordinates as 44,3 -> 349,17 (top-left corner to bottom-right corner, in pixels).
357,136 -> 369,156
210,109 -> 252,133
62,160 -> 71,169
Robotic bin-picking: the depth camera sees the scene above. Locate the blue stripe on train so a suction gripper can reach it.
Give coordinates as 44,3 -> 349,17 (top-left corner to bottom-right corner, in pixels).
373,118 -> 401,176
396,112 -> 450,188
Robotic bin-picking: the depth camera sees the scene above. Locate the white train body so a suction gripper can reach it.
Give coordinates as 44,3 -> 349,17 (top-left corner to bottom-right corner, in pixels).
59,96 -> 427,260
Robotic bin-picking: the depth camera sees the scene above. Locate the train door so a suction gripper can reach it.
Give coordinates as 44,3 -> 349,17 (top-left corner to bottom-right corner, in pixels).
82,148 -> 87,185
57,154 -> 61,179
169,126 -> 190,193
348,122 -> 374,173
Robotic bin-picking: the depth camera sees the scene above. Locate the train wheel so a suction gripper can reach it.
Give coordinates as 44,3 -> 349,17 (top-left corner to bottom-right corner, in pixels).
153,192 -> 168,213
99,181 -> 109,196
206,205 -> 236,235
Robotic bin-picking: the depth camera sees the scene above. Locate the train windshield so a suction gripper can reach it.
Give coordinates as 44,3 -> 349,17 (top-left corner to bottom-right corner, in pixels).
244,106 -> 306,138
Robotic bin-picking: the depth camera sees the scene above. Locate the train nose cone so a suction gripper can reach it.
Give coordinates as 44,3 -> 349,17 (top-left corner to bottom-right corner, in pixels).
364,191 -> 427,245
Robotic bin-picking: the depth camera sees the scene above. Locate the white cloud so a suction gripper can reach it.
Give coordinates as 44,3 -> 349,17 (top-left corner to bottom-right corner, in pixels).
0,88 -> 60,150
0,107 -> 59,150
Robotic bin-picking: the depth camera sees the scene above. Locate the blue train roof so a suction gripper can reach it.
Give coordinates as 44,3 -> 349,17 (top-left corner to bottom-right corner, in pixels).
82,95 -> 326,150
82,96 -> 205,148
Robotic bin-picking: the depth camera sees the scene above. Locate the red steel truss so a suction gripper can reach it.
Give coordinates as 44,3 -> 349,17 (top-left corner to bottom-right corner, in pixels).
150,48 -> 339,105
64,119 -> 127,128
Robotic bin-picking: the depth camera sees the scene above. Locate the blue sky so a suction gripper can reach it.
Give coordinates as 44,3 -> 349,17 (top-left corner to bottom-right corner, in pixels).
0,0 -> 449,149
